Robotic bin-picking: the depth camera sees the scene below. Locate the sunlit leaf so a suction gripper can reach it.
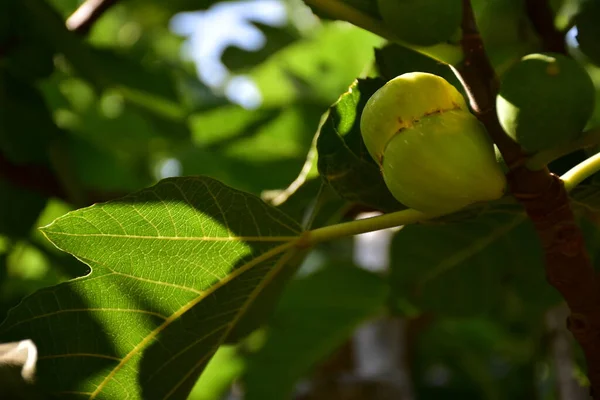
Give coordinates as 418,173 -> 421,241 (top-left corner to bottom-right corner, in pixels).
0,177 -> 303,399
250,23 -> 382,107
187,344 -> 245,400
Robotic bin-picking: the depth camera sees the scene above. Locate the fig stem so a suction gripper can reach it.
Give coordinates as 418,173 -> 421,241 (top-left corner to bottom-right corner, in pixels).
304,0 -> 463,65
561,152 -> 600,192
526,127 -> 600,170
301,208 -> 433,246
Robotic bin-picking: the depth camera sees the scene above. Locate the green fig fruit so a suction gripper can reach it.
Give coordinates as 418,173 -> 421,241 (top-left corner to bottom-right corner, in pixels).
360,72 -> 468,164
376,0 -> 462,46
496,53 -> 595,153
361,72 -> 507,214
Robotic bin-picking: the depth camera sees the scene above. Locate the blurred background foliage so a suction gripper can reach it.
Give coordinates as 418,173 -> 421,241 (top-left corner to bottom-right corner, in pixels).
1,0 -> 600,398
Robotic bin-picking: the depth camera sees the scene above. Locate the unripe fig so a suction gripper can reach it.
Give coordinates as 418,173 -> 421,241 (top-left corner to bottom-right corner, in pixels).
361,72 -> 506,214
361,72 -> 468,164
497,53 -> 595,153
377,0 -> 462,46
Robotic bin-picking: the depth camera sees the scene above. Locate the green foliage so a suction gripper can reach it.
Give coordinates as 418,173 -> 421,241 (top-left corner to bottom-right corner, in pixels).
0,71 -> 58,163
1,0 -> 600,399
0,177 -> 302,399
243,263 -> 388,399
317,79 -> 405,212
374,43 -> 462,88
377,0 -> 462,46
471,0 -> 539,72
0,182 -> 47,238
575,0 -> 600,66
390,211 -> 560,316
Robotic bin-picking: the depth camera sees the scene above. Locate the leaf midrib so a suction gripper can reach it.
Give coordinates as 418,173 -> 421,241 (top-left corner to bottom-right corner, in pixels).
88,239 -> 299,399
41,231 -> 300,242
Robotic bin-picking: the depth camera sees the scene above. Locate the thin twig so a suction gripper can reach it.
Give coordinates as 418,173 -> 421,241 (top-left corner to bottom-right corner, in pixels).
562,152 -> 600,192
455,1 -> 600,397
66,0 -> 120,35
524,0 -> 567,54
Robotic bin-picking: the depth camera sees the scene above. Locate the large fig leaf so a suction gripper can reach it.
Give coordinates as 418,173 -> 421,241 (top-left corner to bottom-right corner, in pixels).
390,211 -> 561,316
0,177 -> 302,400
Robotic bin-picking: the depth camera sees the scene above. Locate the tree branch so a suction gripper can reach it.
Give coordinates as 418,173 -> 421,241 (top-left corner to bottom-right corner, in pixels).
66,0 -> 120,35
524,0 -> 567,54
455,1 -> 600,397
0,154 -> 67,200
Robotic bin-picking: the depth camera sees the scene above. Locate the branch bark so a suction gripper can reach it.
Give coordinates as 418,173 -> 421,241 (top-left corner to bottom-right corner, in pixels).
455,1 -> 600,397
0,154 -> 67,200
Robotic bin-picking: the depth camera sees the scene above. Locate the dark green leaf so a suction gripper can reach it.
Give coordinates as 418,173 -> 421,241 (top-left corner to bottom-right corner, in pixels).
0,70 -> 58,163
375,43 -> 462,89
317,79 -> 405,212
575,0 -> 600,67
264,130 -> 349,228
390,211 -> 560,316
243,264 -> 388,400
18,0 -> 182,113
0,181 -> 47,238
572,183 -> 600,213
304,0 -> 380,20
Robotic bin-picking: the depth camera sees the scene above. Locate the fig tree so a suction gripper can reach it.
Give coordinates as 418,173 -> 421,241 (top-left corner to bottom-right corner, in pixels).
361,72 -> 507,214
496,53 -> 595,153
376,0 -> 462,46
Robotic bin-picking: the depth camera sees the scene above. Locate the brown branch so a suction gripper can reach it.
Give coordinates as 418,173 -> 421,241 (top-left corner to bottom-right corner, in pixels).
456,1 -> 600,398
0,154 -> 67,200
524,0 -> 567,54
66,0 -> 121,35
0,154 -> 124,204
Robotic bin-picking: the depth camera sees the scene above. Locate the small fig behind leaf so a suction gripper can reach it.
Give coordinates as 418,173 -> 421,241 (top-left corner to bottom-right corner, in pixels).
361,72 -> 507,214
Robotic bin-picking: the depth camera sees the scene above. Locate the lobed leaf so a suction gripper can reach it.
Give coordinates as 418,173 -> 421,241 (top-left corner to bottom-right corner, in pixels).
0,176 -> 303,400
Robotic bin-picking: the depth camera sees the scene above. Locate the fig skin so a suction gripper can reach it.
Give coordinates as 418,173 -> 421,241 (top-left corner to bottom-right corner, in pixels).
360,72 -> 467,164
377,0 -> 462,46
496,53 -> 595,153
361,72 -> 507,214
